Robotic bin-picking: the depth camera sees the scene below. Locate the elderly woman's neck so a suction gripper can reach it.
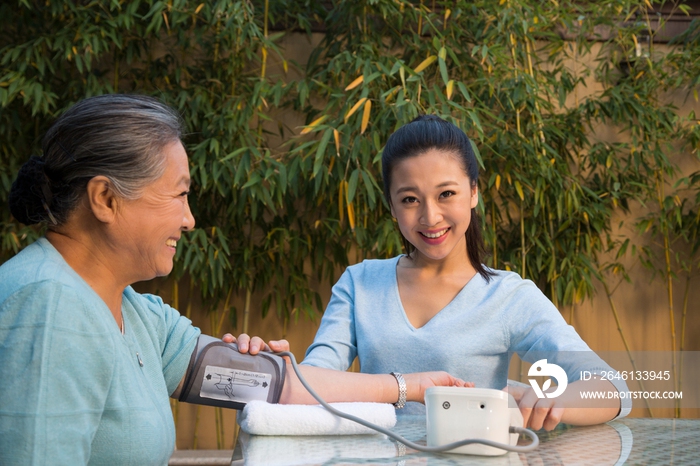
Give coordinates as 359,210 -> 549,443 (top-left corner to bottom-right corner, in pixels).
46,228 -> 127,322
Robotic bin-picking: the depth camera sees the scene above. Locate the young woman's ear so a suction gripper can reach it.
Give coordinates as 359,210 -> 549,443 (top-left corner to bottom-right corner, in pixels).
86,176 -> 118,224
470,184 -> 479,209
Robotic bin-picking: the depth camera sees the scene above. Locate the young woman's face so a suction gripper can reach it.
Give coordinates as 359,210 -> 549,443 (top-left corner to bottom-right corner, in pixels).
389,149 -> 478,263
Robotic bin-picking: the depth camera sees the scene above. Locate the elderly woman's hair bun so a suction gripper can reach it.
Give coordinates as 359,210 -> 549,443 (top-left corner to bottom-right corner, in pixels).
8,94 -> 183,226
9,156 -> 56,225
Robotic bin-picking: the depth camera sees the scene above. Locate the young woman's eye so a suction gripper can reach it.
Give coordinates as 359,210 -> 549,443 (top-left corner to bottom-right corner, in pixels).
439,190 -> 456,199
401,196 -> 418,204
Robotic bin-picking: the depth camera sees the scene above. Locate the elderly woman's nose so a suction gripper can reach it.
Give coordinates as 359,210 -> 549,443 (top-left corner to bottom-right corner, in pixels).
183,200 -> 195,230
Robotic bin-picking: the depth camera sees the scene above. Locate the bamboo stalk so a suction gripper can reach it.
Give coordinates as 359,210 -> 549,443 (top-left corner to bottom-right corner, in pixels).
243,220 -> 255,334
491,202 -> 497,267
519,197 -> 526,383
261,0 -> 269,79
209,312 -> 225,448
192,405 -> 201,449
216,405 -> 224,449
678,273 -> 690,418
417,0 -> 423,35
520,199 -> 526,280
215,286 -> 234,335
547,199 -> 558,308
185,279 -> 194,319
601,280 -> 654,417
113,52 -> 119,92
363,5 -> 367,38
243,287 -> 252,334
570,223 -> 581,323
172,280 -> 180,311
678,214 -> 697,418
655,171 -> 679,417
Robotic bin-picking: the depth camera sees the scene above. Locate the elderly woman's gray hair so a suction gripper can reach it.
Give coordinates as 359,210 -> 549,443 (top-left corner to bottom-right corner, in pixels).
9,94 -> 183,226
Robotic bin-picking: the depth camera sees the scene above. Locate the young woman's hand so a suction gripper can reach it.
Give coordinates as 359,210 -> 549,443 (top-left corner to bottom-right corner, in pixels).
404,372 -> 474,403
505,385 -> 565,431
505,378 -> 620,430
221,333 -> 290,354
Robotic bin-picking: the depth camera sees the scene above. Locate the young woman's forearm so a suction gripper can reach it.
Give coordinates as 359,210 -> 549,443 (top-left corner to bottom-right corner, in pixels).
279,365 -> 468,405
279,365 -> 397,404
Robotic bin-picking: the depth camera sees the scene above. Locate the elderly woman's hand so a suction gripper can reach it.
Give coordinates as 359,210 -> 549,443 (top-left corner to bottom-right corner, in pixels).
221,333 -> 290,355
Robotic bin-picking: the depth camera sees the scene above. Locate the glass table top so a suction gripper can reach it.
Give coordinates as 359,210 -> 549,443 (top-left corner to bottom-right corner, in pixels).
230,416 -> 700,465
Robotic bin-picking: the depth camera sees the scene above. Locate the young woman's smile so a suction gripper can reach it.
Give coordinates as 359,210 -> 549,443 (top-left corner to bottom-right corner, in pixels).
419,227 -> 450,244
389,148 -> 478,264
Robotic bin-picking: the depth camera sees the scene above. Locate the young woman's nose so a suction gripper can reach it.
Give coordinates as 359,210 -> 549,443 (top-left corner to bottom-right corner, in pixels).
419,200 -> 442,226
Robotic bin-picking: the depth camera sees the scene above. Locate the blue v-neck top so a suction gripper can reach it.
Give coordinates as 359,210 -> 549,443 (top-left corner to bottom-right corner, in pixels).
303,256 -> 631,417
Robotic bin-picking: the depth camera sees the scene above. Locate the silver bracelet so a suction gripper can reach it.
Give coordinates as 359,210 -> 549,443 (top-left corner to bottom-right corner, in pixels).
390,372 -> 407,409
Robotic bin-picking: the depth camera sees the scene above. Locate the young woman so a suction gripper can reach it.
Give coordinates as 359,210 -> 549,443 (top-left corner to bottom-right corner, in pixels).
235,115 -> 630,431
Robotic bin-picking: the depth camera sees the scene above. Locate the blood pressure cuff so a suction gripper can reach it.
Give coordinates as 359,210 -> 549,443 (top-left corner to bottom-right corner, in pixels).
178,334 -> 286,410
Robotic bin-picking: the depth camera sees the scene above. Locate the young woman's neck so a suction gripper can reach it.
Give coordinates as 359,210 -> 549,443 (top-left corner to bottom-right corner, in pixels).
406,244 -> 476,278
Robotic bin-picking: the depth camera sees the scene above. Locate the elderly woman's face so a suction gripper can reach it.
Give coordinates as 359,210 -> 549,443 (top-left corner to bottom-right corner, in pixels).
113,141 -> 195,282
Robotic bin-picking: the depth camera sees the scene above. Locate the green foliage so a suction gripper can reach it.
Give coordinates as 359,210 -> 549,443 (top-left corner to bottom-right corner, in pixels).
2,0 -> 700,328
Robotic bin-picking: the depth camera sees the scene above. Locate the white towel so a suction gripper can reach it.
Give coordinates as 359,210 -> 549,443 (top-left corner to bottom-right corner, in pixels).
237,432 -> 400,466
238,401 -> 396,436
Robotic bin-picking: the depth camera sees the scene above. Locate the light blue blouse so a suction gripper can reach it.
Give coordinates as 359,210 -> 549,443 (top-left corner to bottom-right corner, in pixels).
303,256 -> 631,416
0,238 -> 200,465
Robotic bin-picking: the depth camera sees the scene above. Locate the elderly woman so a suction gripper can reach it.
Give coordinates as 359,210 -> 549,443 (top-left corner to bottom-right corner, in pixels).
0,95 -> 466,465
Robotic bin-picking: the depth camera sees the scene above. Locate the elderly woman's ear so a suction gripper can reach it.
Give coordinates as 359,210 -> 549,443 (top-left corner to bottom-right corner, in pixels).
86,176 -> 119,224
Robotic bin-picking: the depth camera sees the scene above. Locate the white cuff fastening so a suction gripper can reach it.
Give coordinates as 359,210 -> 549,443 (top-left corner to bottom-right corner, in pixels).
390,372 -> 407,409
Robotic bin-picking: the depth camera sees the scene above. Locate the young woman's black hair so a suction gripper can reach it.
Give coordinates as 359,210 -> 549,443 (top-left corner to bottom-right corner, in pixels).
381,115 -> 495,282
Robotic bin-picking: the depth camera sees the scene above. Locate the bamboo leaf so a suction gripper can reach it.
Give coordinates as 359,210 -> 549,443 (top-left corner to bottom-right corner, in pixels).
360,169 -> 376,205
347,202 -> 355,231
333,129 -> 340,156
344,97 -> 367,123
300,115 -> 328,135
515,180 -> 525,201
439,57 -> 449,85
345,75 -> 364,91
457,81 -> 472,102
360,100 -> 372,134
347,169 -> 360,203
414,55 -> 436,73
313,129 -> 333,177
242,173 -> 261,189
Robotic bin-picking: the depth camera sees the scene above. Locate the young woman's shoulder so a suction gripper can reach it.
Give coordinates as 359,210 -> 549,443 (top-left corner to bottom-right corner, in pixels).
341,256 -> 401,284
475,267 -> 549,303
